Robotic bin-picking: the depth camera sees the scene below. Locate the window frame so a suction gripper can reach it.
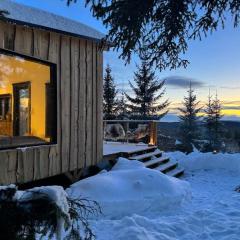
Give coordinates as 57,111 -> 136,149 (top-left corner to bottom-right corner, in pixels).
0,48 -> 57,150
12,81 -> 31,137
0,94 -> 11,120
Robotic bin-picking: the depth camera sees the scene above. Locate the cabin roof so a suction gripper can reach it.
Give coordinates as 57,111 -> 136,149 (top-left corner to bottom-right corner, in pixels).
0,0 -> 105,42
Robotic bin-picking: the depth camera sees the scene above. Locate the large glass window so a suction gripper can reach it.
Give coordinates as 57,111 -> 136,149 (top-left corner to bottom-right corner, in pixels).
0,50 -> 56,149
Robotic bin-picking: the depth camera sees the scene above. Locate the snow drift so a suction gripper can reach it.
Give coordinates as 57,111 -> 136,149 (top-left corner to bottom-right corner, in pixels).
166,151 -> 240,173
67,158 -> 191,219
88,154 -> 240,240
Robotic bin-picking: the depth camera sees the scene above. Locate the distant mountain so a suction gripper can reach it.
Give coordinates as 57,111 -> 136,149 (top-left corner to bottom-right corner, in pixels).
158,121 -> 240,139
158,122 -> 180,138
221,121 -> 240,128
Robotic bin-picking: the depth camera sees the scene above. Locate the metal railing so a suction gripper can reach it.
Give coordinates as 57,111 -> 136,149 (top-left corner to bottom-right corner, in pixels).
103,120 -> 158,145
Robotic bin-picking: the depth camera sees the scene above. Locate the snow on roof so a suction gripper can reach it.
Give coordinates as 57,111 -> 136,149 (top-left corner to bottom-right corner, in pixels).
0,0 -> 105,42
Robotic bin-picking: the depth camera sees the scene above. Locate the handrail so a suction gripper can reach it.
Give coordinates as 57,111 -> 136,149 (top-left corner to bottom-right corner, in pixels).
103,119 -> 160,123
103,119 -> 158,145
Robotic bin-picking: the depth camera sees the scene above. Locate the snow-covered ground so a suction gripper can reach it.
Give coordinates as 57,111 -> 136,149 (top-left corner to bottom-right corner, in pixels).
103,141 -> 150,155
67,152 -> 240,240
68,158 -> 190,218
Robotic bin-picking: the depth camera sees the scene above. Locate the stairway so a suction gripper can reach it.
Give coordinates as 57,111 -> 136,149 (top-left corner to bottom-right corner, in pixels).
125,146 -> 184,178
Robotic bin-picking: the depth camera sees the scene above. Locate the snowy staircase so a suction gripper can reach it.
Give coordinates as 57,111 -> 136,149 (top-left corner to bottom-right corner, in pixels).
127,147 -> 184,178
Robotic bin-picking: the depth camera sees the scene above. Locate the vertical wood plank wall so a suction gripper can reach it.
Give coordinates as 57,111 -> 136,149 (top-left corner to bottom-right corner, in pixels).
0,21 -> 104,185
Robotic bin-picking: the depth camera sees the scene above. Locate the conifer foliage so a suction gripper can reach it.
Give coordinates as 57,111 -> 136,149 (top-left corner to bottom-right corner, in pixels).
0,10 -> 8,18
178,83 -> 202,152
79,0 -> 240,70
116,92 -> 128,119
0,185 -> 101,240
103,64 -> 118,119
204,92 -> 224,151
125,60 -> 169,119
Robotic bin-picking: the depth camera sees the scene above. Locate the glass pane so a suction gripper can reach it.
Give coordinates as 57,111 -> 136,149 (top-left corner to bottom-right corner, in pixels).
19,88 -> 30,136
0,52 -> 56,149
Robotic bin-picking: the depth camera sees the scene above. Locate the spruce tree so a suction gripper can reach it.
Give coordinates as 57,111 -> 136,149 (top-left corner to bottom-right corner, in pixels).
178,83 -> 202,152
125,60 -> 169,120
116,92 -> 128,119
71,0 -> 240,70
204,92 -> 224,152
103,64 -> 118,119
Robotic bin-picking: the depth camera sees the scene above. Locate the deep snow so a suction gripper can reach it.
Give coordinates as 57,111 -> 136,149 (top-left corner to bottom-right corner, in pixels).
89,169 -> 240,240
103,142 -> 150,155
67,158 -> 191,219
67,152 -> 240,240
167,151 -> 240,173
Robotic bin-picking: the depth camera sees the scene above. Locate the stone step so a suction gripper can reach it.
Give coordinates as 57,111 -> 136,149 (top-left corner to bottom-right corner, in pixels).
166,167 -> 185,178
129,149 -> 162,161
154,160 -> 178,173
144,156 -> 170,168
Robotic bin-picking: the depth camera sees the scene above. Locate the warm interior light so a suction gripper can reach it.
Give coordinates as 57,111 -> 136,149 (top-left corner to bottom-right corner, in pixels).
0,53 -> 52,147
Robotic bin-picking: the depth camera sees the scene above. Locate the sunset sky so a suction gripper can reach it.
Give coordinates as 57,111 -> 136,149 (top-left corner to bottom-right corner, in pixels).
14,0 -> 240,121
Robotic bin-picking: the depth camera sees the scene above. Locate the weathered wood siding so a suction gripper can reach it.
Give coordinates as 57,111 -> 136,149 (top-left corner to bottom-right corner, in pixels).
0,21 -> 104,185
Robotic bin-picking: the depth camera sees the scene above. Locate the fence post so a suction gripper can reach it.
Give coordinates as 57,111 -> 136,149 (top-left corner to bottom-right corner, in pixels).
153,121 -> 158,146
149,121 -> 158,146
103,121 -> 106,141
125,122 -> 129,143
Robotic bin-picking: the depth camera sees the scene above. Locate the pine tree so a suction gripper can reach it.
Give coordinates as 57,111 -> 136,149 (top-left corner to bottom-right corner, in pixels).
103,64 -> 118,120
178,83 -> 202,152
204,91 -> 224,151
125,60 -> 169,120
116,92 -> 128,119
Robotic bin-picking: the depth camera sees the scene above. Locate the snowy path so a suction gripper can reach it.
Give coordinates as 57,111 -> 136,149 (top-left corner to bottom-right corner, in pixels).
91,169 -> 240,240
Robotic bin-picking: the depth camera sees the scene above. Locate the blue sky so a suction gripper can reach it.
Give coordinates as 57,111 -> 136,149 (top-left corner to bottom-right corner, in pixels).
13,0 -> 240,121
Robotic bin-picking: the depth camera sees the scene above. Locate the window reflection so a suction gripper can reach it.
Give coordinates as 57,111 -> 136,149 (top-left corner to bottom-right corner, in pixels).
0,52 -> 56,149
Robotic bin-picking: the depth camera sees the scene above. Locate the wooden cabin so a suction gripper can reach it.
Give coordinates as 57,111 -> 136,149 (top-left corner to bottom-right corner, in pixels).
0,0 -> 104,185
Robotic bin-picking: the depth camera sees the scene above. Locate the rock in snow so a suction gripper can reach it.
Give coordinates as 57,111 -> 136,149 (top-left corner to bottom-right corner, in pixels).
67,158 -> 191,218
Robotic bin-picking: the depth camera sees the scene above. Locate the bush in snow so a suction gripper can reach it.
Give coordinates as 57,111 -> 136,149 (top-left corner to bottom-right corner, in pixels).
0,185 -> 101,240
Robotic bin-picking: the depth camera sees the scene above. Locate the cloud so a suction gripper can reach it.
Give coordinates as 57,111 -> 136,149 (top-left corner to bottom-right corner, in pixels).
222,100 -> 240,105
222,106 -> 240,110
161,113 -> 240,122
164,76 -> 205,89
220,86 -> 240,90
220,100 -> 240,111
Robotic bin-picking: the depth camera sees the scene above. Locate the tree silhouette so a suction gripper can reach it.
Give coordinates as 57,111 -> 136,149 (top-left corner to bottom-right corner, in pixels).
204,91 -> 224,151
116,92 -> 129,119
67,0 -> 240,70
103,64 -> 118,119
178,83 -> 202,152
125,59 -> 169,119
